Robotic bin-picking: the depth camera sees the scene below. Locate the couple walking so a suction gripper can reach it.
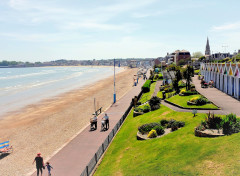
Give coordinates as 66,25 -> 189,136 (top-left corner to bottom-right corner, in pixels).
90,113 -> 109,131
32,153 -> 53,176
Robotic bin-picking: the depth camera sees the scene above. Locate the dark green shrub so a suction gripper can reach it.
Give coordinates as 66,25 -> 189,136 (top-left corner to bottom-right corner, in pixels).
171,122 -> 179,131
221,113 -> 237,134
138,123 -> 161,134
182,90 -> 198,96
153,126 -> 165,135
205,112 -> 222,129
195,96 -> 209,105
134,107 -> 143,113
143,105 -> 150,113
149,96 -> 161,111
175,121 -> 185,128
142,80 -> 152,93
160,119 -> 169,126
167,119 -> 176,128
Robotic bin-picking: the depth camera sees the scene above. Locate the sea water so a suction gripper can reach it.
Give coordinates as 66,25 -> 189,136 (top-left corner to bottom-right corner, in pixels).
0,66 -> 121,117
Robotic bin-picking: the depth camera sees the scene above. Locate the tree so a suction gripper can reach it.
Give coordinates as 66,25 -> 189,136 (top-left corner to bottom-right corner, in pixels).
192,51 -> 204,58
182,65 -> 193,91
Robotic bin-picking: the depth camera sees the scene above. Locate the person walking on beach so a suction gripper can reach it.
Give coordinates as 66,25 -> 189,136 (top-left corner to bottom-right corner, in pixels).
32,153 -> 44,176
102,113 -> 109,130
46,162 -> 53,176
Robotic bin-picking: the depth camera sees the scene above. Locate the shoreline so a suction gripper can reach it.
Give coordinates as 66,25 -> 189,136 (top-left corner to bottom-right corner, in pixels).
0,67 -> 138,176
0,66 -> 124,118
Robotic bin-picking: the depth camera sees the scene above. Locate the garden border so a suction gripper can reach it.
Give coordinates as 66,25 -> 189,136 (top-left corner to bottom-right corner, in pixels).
164,99 -> 221,110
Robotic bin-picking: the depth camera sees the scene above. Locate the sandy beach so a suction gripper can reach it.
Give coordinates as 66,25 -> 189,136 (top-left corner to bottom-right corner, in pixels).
0,67 -> 138,176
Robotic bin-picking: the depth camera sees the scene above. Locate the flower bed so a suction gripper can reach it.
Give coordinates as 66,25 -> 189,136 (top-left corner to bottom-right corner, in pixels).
137,119 -> 185,140
195,113 -> 240,137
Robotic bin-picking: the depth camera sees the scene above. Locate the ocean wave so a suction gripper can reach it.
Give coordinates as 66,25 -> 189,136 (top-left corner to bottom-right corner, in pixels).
0,70 -> 56,80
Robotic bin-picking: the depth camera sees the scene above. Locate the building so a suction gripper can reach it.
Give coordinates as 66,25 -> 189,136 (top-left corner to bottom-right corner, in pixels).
200,63 -> 240,100
173,50 -> 191,65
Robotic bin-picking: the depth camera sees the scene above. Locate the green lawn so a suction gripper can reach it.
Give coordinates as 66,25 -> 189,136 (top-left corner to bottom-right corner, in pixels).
139,82 -> 156,103
157,91 -> 176,99
94,106 -> 240,176
167,94 -> 219,109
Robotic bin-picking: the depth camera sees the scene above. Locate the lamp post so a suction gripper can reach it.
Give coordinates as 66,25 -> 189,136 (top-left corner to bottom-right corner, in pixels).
113,58 -> 116,103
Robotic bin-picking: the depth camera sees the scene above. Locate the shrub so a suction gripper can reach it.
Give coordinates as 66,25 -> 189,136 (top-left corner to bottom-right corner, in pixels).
138,123 -> 161,134
190,97 -> 199,102
221,113 -> 238,134
147,130 -> 157,138
134,107 -> 143,113
180,89 -> 186,94
149,96 -> 161,111
142,80 -> 152,93
205,113 -> 222,129
153,126 -> 165,135
175,121 -> 185,128
195,96 -> 209,105
143,105 -> 150,113
167,119 -> 176,128
160,86 -> 165,91
160,119 -> 169,126
171,122 -> 179,131
182,90 -> 198,96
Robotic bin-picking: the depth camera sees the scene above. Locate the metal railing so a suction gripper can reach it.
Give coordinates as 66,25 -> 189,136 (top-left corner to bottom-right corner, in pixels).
80,91 -> 143,176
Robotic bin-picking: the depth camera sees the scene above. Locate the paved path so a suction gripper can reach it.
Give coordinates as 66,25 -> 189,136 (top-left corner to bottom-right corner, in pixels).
152,80 -> 162,97
192,76 -> 240,116
31,77 -> 145,176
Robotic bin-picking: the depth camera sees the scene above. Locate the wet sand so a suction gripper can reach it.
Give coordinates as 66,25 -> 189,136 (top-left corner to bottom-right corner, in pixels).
0,67 -> 138,176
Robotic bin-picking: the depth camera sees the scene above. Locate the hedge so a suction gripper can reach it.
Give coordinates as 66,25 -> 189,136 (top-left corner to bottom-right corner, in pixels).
142,80 -> 152,93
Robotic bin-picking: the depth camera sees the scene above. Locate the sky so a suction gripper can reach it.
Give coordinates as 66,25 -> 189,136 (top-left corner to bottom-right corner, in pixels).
0,0 -> 240,61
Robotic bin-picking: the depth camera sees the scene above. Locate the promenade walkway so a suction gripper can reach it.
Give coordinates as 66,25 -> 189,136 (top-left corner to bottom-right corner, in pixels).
192,76 -> 240,116
31,77 -> 145,176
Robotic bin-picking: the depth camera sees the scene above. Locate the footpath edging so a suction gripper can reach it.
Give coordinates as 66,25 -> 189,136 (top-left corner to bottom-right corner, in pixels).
80,91 -> 143,176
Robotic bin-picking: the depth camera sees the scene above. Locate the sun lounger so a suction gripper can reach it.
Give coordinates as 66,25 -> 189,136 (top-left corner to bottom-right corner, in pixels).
0,141 -> 13,154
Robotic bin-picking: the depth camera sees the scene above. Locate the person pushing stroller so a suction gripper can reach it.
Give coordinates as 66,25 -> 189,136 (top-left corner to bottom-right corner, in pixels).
101,113 -> 109,131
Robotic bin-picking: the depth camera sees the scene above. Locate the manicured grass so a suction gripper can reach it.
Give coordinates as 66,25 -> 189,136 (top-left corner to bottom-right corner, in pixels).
94,106 -> 240,176
167,94 -> 219,109
139,82 -> 156,103
157,91 -> 176,99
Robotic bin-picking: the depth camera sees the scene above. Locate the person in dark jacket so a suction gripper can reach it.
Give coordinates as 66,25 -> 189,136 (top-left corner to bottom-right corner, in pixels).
32,153 -> 44,176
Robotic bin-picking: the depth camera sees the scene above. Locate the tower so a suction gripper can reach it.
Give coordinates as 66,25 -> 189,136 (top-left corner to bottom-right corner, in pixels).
205,37 -> 211,56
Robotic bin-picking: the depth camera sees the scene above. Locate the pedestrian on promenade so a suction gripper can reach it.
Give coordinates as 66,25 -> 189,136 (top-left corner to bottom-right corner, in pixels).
102,113 -> 109,130
32,153 -> 44,176
46,162 -> 53,176
90,114 -> 97,130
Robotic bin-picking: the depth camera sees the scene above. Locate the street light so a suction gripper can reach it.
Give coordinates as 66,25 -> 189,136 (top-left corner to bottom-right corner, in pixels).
113,58 -> 116,103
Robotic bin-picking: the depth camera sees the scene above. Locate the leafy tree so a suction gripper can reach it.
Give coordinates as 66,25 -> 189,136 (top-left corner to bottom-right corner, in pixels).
182,65 -> 193,90
192,51 -> 203,58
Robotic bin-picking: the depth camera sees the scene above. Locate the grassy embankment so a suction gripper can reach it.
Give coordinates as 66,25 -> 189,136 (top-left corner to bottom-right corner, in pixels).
139,82 -> 156,104
94,105 -> 240,176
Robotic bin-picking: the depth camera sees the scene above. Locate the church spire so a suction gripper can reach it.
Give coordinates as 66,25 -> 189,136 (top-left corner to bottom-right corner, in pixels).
205,37 -> 211,55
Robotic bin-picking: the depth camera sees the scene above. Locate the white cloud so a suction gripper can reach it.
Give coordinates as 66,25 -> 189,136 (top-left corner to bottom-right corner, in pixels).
211,22 -> 240,31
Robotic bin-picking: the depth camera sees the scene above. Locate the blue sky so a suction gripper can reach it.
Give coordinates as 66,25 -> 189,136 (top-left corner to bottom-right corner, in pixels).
0,0 -> 240,61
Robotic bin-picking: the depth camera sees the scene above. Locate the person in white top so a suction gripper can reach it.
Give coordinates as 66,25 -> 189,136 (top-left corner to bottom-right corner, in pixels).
102,113 -> 109,130
90,115 -> 97,130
